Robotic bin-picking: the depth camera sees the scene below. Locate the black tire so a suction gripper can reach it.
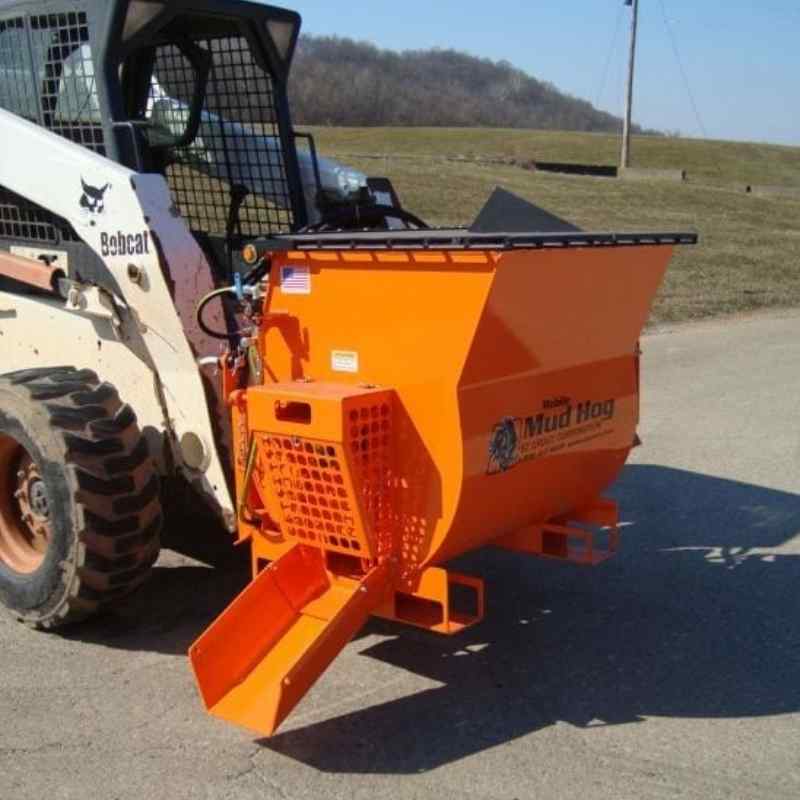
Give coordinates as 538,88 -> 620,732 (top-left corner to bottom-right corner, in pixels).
0,367 -> 162,629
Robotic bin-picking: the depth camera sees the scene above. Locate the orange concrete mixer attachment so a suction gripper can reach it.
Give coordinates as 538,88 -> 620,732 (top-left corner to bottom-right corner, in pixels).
190,218 -> 696,736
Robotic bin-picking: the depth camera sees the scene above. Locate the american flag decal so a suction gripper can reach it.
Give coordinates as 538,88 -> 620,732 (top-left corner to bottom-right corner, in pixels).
280,265 -> 311,295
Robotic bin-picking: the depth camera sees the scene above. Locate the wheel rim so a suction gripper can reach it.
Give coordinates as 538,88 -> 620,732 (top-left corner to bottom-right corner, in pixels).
0,434 -> 52,574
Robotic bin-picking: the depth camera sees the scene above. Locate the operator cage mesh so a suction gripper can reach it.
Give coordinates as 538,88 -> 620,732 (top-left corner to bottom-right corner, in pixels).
0,9 -> 99,242
148,26 -> 296,238
0,7 -> 297,243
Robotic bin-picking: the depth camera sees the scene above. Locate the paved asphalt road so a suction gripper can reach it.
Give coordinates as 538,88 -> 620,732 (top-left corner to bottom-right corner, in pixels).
1,311 -> 799,800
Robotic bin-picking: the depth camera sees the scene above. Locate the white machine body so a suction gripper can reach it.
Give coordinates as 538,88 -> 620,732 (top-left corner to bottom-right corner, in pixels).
0,107 -> 235,525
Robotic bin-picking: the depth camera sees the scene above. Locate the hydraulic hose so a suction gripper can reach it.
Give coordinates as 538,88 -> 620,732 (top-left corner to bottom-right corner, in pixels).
196,286 -> 241,341
195,258 -> 270,341
300,204 -> 430,233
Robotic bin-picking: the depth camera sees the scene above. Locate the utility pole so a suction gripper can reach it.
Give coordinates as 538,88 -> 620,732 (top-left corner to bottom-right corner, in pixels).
620,0 -> 640,170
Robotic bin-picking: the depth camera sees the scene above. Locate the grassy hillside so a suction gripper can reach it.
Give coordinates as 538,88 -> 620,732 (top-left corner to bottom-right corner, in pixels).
305,128 -> 800,325
308,127 -> 800,189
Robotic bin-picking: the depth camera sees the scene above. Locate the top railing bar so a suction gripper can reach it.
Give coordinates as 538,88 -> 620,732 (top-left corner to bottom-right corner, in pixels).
264,229 -> 699,252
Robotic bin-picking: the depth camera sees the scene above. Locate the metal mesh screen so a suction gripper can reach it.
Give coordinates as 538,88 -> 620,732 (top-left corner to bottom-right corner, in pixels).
149,32 -> 295,237
0,186 -> 78,243
28,11 -> 105,154
0,17 -> 40,122
0,10 -> 96,244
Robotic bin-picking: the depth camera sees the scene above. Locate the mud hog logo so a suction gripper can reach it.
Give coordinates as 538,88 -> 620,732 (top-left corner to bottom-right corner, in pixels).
487,398 -> 616,475
79,179 -> 110,216
488,418 -> 519,473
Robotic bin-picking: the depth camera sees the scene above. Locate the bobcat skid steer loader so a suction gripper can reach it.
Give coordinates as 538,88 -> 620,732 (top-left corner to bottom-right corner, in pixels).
0,0 -> 378,627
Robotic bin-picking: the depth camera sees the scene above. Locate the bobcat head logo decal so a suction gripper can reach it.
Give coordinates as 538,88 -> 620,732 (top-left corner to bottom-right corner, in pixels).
79,179 -> 110,215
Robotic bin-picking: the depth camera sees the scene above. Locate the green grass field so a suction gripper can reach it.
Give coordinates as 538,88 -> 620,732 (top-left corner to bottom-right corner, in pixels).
306,127 -> 800,325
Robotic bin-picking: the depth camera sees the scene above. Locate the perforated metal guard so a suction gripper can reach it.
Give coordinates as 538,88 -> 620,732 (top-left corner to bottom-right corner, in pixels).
257,401 -> 393,560
347,401 -> 394,561
150,32 -> 295,237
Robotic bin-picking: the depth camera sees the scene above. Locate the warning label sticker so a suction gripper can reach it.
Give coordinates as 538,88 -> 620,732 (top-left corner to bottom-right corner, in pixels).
331,350 -> 359,374
280,265 -> 311,295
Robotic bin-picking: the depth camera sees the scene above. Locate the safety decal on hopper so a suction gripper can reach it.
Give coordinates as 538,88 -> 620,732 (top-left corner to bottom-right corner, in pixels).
487,397 -> 617,474
280,265 -> 311,294
331,350 -> 359,374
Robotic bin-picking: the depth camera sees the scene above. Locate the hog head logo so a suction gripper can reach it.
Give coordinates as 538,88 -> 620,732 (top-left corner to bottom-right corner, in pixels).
80,179 -> 110,215
488,417 -> 520,474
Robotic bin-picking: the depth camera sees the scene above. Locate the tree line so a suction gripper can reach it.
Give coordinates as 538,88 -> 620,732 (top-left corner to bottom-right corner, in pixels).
288,34 -> 652,134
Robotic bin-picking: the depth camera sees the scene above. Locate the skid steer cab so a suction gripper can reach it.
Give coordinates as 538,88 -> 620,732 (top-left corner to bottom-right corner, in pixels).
0,0 -> 697,735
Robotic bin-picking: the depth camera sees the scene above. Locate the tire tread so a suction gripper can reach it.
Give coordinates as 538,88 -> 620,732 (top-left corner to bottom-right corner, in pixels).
0,367 -> 162,629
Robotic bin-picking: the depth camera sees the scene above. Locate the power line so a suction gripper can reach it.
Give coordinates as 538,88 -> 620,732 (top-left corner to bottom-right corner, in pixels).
595,4 -> 625,109
658,0 -> 708,138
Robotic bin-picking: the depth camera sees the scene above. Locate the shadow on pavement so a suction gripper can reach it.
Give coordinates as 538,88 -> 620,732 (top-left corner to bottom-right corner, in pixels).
63,511 -> 251,656
263,464 -> 800,774
61,464 -> 800,773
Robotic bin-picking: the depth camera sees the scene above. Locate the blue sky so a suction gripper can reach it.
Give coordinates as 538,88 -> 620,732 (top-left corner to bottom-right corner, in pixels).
289,1 -> 799,146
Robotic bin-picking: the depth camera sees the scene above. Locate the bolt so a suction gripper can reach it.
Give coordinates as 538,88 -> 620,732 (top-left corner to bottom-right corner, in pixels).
127,264 -> 145,285
29,481 -> 49,517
